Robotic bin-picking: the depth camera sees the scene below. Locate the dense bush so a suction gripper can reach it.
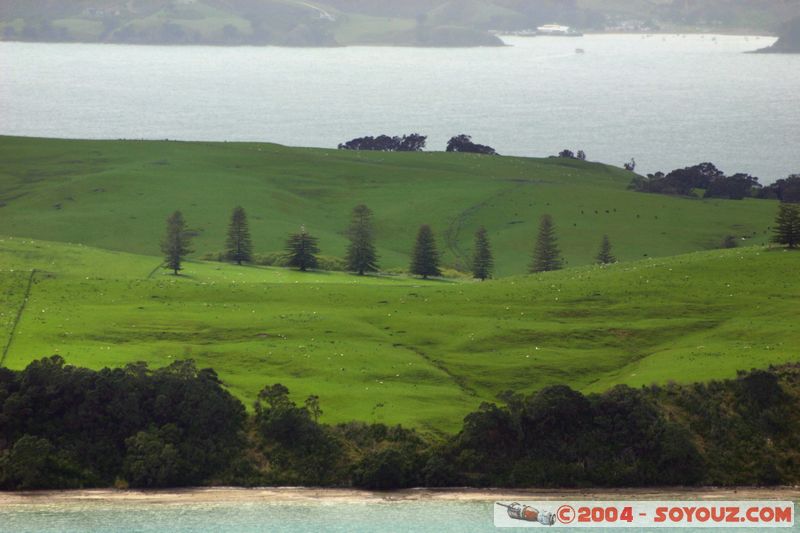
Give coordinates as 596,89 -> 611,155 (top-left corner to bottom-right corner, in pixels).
629,162 -> 762,199
3,360 -> 800,489
338,134 -> 427,152
759,174 -> 800,202
556,149 -> 586,160
445,134 -> 497,155
703,173 -> 760,200
0,356 -> 245,489
438,384 -> 704,487
353,447 -> 423,489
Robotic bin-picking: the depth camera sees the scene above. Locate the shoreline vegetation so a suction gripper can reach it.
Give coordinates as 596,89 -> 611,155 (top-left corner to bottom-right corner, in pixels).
1,1 -> 798,48
0,30 -> 780,50
0,30 -> 780,48
2,487 -> 800,505
4,358 -> 800,491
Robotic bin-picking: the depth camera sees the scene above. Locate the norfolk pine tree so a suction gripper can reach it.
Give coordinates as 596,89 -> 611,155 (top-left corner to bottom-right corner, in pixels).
410,225 -> 441,279
285,226 -> 320,271
772,203 -> 800,248
472,226 -> 494,280
161,210 -> 192,275
346,204 -> 379,275
225,206 -> 253,265
530,214 -> 563,272
596,234 -> 616,264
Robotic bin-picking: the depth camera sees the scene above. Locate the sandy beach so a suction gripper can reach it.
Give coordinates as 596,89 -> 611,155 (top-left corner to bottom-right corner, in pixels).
1,487 -> 798,506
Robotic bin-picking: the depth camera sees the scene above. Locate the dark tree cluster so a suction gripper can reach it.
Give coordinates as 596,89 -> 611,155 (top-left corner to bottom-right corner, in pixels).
251,383 -> 429,488
425,364 -> 800,488
431,384 -> 705,487
339,133 -> 498,154
628,162 -> 762,199
703,173 -> 761,200
5,359 -> 800,490
446,134 -> 497,155
665,369 -> 795,486
758,174 -> 800,203
0,356 -> 245,489
338,134 -> 427,152
557,149 -> 586,160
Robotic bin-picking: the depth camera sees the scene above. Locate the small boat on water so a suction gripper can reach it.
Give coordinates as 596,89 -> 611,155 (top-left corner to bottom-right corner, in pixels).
536,24 -> 583,37
575,48 -> 585,54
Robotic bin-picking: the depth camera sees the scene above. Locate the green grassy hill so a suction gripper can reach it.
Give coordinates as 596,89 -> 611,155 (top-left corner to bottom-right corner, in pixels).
0,136 -> 794,433
0,136 -> 777,277
1,236 -> 797,433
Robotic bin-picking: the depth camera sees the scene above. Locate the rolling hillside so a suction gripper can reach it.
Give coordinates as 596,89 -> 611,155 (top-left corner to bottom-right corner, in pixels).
1,237 -> 798,433
1,136 -> 795,433
0,136 -> 778,277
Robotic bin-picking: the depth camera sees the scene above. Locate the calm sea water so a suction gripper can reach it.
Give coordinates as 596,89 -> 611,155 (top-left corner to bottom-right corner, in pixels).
1,500 -> 798,532
1,35 -> 798,181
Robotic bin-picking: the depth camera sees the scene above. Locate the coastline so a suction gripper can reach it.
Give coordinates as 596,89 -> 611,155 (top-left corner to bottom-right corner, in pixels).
1,487 -> 798,506
0,31 -> 778,49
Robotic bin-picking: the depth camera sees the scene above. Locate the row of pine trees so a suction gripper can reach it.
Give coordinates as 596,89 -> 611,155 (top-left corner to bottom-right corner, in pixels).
162,202 -> 799,279
160,206 -> 617,279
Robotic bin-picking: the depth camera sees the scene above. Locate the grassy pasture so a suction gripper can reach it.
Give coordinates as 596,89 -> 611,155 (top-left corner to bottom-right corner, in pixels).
0,136 -> 793,433
0,136 -> 777,277
1,236 -> 797,433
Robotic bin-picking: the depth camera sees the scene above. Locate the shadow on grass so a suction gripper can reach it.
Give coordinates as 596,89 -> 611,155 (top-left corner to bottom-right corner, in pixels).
763,245 -> 799,253
185,259 -> 465,283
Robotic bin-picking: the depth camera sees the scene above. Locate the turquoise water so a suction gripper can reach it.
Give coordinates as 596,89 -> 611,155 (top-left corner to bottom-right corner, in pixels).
1,501 -> 797,532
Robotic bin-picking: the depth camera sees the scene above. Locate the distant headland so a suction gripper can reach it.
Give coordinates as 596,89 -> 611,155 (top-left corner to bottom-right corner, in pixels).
755,17 -> 800,53
2,0 -> 800,48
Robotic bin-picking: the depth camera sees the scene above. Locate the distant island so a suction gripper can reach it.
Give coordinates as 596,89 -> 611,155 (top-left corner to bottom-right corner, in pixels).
755,17 -> 800,53
2,0 -> 800,48
0,0 -> 506,47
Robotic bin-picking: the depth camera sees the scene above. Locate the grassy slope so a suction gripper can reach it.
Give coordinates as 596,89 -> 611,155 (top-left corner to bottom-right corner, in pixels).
0,136 -> 793,433
1,236 -> 797,433
0,136 -> 777,278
